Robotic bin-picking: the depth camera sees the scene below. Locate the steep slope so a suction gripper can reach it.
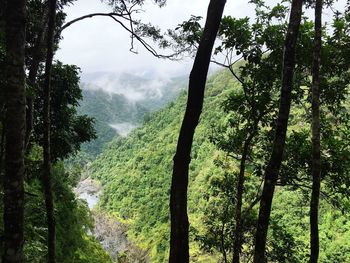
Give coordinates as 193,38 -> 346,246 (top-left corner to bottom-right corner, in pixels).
90,70 -> 237,262
90,69 -> 350,262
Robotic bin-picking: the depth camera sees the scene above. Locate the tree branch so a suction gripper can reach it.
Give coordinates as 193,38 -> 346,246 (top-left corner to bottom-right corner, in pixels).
59,12 -> 129,32
59,12 -> 182,60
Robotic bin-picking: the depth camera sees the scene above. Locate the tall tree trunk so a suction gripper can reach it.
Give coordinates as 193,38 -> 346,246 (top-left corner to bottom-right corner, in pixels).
169,0 -> 226,262
310,0 -> 322,262
25,10 -> 49,152
0,115 -> 5,177
252,1 -> 303,262
2,0 -> 27,262
232,133 -> 254,263
42,0 -> 57,262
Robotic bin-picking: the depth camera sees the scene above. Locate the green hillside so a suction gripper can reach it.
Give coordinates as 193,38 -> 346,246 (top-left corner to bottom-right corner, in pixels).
77,75 -> 187,158
90,69 -> 350,262
78,88 -> 148,157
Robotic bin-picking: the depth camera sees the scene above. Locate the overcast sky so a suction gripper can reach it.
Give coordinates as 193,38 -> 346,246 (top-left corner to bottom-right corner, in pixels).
55,0 -> 256,76
55,0 -> 346,77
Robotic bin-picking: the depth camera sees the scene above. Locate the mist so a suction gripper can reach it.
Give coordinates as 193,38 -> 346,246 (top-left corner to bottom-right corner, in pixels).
81,71 -> 172,103
109,122 -> 138,137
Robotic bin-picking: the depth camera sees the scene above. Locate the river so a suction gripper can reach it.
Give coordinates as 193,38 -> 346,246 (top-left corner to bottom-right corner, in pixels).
75,177 -> 148,262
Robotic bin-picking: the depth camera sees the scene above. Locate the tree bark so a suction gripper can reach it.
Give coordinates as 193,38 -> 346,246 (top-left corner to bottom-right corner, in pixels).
2,0 -> 27,262
310,0 -> 322,262
169,0 -> 226,262
232,132 -> 254,263
0,103 -> 6,177
42,0 -> 57,262
252,1 -> 303,262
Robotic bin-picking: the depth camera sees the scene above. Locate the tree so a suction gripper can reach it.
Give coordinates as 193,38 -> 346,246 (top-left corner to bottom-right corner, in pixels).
211,11 -> 289,261
25,0 -> 72,152
310,0 -> 322,262
33,62 -> 96,161
167,5 -> 289,261
42,0 -> 58,261
25,1 -> 49,152
169,0 -> 226,262
253,0 -> 303,261
0,4 -> 6,178
2,0 -> 26,262
169,1 -> 350,260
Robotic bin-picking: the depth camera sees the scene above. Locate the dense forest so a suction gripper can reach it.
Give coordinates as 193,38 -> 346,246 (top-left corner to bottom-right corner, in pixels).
1,0 -> 350,263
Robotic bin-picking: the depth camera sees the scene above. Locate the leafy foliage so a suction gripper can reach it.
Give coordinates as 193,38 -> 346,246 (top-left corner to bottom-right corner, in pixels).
0,146 -> 112,262
33,61 -> 96,161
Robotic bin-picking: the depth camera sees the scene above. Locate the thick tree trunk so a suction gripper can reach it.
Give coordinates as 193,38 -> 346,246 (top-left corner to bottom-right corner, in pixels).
169,0 -> 226,262
232,133 -> 254,263
252,1 -> 303,262
42,0 -> 57,262
310,0 -> 322,262
2,0 -> 27,262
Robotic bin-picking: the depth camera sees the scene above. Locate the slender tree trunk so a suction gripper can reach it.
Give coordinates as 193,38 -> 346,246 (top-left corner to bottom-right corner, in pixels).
2,0 -> 27,262
25,10 -> 49,152
232,133 -> 254,263
169,0 -> 226,262
42,0 -> 57,262
252,1 -> 303,262
310,0 -> 322,262
221,207 -> 228,263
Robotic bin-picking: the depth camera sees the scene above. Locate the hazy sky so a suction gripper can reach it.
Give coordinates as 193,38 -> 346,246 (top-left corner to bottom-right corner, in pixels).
55,0 -> 254,76
55,0 -> 345,76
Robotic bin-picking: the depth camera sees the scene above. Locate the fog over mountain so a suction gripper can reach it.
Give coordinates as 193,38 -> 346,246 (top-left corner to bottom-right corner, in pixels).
82,72 -> 171,102
81,70 -> 187,109
78,71 -> 187,156
109,122 -> 137,137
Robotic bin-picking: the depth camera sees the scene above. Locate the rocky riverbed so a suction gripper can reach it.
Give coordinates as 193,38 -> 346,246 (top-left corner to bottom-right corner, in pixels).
75,177 -> 148,262
74,177 -> 101,209
74,177 -> 102,210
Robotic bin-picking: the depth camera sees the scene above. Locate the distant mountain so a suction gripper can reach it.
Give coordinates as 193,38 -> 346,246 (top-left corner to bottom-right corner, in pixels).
77,72 -> 187,157
81,71 -> 187,110
77,88 -> 147,157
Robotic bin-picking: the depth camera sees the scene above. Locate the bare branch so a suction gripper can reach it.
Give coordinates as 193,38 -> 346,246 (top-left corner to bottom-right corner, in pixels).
59,12 -> 183,60
210,57 -> 245,85
59,12 -> 130,33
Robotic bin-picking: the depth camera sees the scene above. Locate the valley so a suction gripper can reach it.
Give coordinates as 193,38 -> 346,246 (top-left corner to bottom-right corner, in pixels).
76,69 -> 350,262
73,71 -> 188,261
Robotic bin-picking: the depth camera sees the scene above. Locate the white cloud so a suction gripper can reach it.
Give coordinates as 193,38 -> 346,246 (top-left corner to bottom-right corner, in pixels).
55,0 -> 253,75
55,0 -> 347,76
81,71 -> 172,101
